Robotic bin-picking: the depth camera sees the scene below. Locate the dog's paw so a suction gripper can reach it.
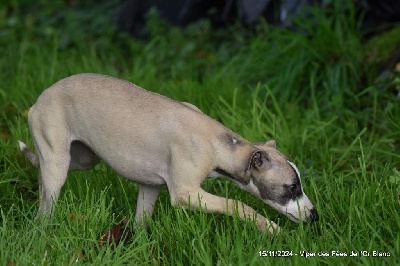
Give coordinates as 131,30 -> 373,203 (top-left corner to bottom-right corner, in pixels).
266,221 -> 281,235
256,218 -> 281,234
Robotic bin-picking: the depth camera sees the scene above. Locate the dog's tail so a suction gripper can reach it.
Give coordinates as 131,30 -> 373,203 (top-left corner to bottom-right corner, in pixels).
18,141 -> 39,167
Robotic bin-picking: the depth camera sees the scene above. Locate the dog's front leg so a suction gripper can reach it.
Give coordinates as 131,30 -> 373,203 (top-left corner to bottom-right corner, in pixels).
134,184 -> 162,226
172,189 -> 281,234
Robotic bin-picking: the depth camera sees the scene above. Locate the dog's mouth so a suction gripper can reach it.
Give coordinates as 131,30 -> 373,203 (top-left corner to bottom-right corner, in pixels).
264,199 -> 311,223
287,213 -> 300,223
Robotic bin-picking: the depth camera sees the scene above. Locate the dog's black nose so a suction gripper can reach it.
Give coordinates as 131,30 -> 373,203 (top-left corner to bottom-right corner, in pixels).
310,208 -> 319,221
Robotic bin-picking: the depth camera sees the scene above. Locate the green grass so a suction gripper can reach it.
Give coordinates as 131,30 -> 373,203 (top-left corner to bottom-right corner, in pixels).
1,1 -> 399,265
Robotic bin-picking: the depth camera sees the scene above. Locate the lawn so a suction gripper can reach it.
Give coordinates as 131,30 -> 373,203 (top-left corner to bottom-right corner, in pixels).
0,1 -> 399,265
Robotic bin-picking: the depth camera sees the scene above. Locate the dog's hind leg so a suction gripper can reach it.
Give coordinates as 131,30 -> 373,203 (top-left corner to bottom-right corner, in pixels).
36,147 -> 71,219
31,131 -> 72,220
36,152 -> 71,219
134,184 -> 161,226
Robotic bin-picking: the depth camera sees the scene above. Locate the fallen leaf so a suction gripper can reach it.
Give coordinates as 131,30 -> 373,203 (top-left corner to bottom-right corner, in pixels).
73,249 -> 84,261
263,131 -> 273,139
0,131 -> 9,140
97,219 -> 133,249
5,105 -> 18,113
69,213 -> 87,221
23,109 -> 29,117
20,183 -> 32,190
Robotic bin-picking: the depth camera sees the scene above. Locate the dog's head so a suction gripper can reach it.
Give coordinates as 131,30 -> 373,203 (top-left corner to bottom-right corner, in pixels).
241,140 -> 318,223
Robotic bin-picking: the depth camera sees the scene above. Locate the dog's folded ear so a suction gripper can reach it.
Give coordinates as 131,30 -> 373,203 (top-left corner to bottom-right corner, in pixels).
246,150 -> 272,172
253,140 -> 276,150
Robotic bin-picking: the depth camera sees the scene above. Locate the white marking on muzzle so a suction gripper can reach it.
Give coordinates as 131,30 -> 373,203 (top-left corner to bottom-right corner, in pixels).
285,196 -> 314,222
285,160 -> 315,221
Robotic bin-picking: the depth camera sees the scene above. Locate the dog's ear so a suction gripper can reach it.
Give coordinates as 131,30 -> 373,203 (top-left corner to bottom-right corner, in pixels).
253,140 -> 276,150
246,150 -> 272,172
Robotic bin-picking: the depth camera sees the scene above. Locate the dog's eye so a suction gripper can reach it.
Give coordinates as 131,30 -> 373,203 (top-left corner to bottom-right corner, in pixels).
289,184 -> 297,192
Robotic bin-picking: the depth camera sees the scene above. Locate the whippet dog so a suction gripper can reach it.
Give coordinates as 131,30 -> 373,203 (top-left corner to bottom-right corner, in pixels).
19,73 -> 318,234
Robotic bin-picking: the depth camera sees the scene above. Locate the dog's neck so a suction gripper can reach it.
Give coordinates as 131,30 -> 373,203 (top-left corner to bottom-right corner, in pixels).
213,167 -> 251,185
212,131 -> 255,185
